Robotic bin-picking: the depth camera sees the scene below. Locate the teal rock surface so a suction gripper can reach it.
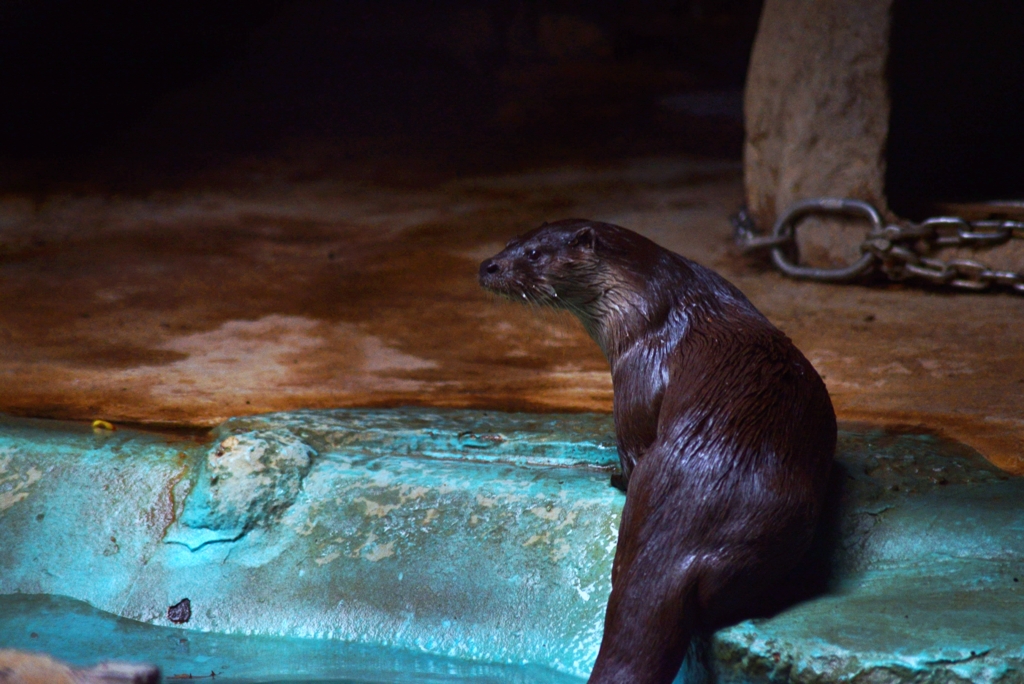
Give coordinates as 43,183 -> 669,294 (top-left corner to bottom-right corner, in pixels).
0,409 -> 1022,683
714,428 -> 1024,684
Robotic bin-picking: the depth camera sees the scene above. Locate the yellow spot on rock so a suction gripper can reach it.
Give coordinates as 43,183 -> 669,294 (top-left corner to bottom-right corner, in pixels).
315,551 -> 341,566
0,461 -> 42,512
552,540 -> 572,561
530,505 -> 562,521
351,532 -> 377,558
0,491 -> 29,511
556,511 -> 578,530
364,541 -> 395,562
401,486 -> 430,501
421,508 -> 439,525
357,498 -> 400,518
523,533 -> 548,547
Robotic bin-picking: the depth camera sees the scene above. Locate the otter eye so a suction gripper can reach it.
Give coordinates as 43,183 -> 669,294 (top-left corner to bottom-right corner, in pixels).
528,249 -> 541,261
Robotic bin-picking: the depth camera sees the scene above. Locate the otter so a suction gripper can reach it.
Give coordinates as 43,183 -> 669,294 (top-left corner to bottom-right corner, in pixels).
479,219 -> 836,684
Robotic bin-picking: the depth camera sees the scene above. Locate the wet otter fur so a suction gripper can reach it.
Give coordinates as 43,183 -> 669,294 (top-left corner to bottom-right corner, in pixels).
479,219 -> 836,684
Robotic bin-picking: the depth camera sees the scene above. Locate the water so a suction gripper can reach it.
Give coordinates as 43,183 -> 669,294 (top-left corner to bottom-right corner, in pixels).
0,594 -> 584,683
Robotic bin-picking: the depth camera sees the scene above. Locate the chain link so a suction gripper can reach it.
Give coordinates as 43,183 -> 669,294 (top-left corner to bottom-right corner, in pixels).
732,198 -> 1024,293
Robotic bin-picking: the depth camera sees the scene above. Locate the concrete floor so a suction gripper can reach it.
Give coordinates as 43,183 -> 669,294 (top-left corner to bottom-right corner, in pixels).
1,155 -> 1022,473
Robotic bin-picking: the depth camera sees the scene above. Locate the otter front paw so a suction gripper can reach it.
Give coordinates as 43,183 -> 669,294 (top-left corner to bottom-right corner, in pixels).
610,471 -> 628,492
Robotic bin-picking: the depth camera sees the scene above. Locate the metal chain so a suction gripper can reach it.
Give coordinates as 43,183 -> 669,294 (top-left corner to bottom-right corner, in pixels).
732,198 -> 1024,294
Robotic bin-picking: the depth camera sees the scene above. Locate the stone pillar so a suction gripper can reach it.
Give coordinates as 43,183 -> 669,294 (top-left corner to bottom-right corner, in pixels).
743,0 -> 894,265
743,0 -> 1024,277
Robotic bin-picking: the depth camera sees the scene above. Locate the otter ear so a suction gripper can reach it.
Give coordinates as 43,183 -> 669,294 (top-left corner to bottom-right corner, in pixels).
569,226 -> 595,249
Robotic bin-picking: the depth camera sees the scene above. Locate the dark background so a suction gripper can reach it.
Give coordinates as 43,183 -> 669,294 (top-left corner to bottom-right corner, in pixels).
0,0 -> 761,192
4,0 -> 1022,209
887,0 -> 1024,217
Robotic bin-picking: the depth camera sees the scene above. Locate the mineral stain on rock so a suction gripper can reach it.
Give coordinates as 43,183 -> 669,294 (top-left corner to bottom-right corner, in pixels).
0,454 -> 43,512
167,598 -> 191,624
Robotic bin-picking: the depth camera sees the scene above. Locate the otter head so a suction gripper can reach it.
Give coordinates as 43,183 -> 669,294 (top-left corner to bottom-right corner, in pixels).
480,219 -> 662,356
479,220 -> 605,310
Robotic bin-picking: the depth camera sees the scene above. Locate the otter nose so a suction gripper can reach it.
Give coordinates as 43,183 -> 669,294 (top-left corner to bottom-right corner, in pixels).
480,259 -> 500,278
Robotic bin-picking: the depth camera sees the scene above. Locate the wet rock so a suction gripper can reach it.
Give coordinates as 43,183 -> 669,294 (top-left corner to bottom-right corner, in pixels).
0,410 -> 1021,682
715,426 -> 1023,683
220,408 -> 619,469
164,430 -> 315,550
